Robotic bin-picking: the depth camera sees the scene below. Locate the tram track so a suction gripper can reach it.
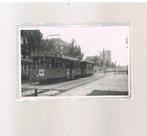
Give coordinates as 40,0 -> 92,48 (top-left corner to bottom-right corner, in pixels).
22,73 -> 113,96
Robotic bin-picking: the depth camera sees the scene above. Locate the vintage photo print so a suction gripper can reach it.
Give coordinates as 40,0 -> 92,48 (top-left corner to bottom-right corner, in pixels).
19,23 -> 131,98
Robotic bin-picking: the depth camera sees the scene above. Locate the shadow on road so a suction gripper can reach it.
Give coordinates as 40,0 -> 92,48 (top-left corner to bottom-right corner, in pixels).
87,90 -> 128,96
31,75 -> 93,85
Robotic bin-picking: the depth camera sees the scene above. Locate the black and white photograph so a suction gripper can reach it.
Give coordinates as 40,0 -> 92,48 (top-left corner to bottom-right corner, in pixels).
20,24 -> 130,97
3,3 -> 147,136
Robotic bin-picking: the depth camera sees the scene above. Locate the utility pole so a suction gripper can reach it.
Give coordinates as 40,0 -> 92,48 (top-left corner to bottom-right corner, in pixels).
103,48 -> 106,74
114,61 -> 117,75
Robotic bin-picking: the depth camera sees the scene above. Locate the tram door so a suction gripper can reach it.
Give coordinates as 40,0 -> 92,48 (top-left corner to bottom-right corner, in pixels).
81,62 -> 86,76
66,61 -> 75,79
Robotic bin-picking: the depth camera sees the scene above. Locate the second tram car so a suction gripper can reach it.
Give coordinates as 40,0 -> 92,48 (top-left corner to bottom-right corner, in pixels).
30,53 -> 94,82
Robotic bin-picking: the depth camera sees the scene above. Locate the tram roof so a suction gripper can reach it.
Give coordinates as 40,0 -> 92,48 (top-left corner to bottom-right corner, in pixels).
31,52 -> 79,61
82,60 -> 94,64
62,55 -> 78,61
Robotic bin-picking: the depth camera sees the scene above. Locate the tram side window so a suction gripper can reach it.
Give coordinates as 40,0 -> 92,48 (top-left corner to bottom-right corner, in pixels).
39,57 -> 51,69
36,58 -> 39,69
87,63 -> 93,70
33,57 -> 52,69
55,58 -> 59,68
38,57 -> 42,68
32,57 -> 38,68
33,57 -> 43,69
55,58 -> 58,68
59,59 -> 62,68
44,57 -> 49,69
46,57 -> 52,69
51,58 -> 55,68
66,61 -> 70,69
87,63 -> 90,69
62,60 -> 66,69
32,57 -> 46,69
50,57 -> 63,68
43,57 -> 46,69
49,59 -> 52,68
56,58 -> 62,68
33,58 -> 36,68
75,62 -> 80,69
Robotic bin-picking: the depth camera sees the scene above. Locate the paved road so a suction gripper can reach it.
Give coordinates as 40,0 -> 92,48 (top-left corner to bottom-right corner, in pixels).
21,72 -> 128,97
21,73 -> 111,96
59,73 -> 128,96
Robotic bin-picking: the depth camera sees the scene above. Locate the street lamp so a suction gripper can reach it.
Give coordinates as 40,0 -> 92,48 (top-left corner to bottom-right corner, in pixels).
46,34 -> 60,39
125,35 -> 128,48
46,34 -> 62,58
102,48 -> 106,74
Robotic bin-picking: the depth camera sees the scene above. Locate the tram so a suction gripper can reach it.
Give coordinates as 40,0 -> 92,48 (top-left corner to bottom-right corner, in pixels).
30,53 -> 94,82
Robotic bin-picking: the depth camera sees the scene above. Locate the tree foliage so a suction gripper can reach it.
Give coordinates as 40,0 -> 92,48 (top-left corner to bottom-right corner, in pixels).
86,55 -> 115,68
63,39 -> 84,60
21,30 -> 43,57
21,30 -> 84,60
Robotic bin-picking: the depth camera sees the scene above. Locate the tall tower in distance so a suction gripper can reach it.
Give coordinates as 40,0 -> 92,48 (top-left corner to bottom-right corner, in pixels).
100,49 -> 111,66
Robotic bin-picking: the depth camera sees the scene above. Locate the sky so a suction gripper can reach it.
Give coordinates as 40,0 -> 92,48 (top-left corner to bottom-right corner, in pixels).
39,25 -> 129,66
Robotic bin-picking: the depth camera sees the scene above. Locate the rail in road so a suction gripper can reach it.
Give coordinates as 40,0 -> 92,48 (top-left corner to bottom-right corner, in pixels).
21,72 -> 114,96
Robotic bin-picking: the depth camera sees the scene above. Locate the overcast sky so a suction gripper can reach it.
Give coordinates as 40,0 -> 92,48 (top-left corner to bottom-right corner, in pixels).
39,25 -> 129,66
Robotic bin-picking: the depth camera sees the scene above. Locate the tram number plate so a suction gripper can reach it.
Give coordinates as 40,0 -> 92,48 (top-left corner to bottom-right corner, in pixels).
39,69 -> 44,76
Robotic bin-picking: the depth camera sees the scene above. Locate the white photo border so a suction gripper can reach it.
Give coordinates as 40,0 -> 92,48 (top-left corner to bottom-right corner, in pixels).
17,22 -> 132,101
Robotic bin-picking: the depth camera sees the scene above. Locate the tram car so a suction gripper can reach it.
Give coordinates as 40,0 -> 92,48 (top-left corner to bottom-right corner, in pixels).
81,60 -> 95,76
30,53 -> 94,82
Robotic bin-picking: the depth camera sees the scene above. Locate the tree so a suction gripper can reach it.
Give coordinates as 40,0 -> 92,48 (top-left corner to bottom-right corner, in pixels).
21,30 -> 43,57
86,55 -> 103,67
63,39 -> 84,60
21,30 -> 84,60
40,38 -> 71,56
40,39 -> 57,54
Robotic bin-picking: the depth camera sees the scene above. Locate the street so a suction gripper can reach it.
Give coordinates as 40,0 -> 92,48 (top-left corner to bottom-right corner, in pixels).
21,72 -> 128,97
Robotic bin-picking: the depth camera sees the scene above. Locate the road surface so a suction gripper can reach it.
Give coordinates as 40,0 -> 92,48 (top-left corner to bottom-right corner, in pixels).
21,72 -> 128,97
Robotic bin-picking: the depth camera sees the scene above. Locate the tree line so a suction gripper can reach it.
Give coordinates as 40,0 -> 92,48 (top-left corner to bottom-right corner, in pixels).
86,55 -> 116,68
21,30 -> 84,60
